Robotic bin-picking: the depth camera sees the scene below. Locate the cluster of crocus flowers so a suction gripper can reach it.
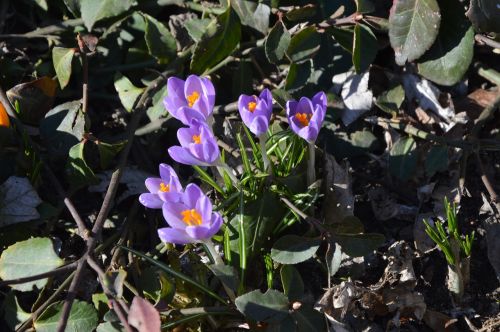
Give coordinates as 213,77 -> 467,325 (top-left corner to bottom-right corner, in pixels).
139,164 -> 222,244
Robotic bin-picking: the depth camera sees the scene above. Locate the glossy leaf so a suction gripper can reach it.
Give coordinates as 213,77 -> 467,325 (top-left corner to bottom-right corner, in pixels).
286,26 -> 320,63
142,13 -> 177,64
114,72 -> 144,112
52,47 -> 75,89
353,23 -> 377,73
388,0 -> 441,65
355,0 -> 374,13
333,233 -> 385,257
271,235 -> 321,264
280,265 -> 304,300
235,289 -> 289,323
265,21 -> 291,64
0,237 -> 64,292
3,292 -> 31,330
190,7 -> 241,74
67,141 -> 97,189
389,136 -> 417,181
231,0 -> 270,35
34,300 -> 98,332
80,0 -> 135,31
285,5 -> 316,21
97,140 -> 127,169
417,0 -> 474,86
185,18 -> 212,43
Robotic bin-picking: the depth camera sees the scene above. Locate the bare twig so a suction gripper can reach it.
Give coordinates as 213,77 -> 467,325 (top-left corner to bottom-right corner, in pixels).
475,153 -> 500,211
475,34 -> 500,49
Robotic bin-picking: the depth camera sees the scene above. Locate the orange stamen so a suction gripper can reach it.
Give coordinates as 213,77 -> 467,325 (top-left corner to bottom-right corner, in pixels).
192,134 -> 201,144
248,101 -> 257,113
0,102 -> 10,127
159,183 -> 170,192
187,91 -> 200,107
181,209 -> 202,226
295,113 -> 311,127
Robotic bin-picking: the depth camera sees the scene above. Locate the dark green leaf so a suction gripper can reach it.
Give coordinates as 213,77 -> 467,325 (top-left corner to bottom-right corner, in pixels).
232,60 -> 253,96
389,136 -> 417,181
79,0 -> 135,31
139,267 -> 175,305
333,233 -> 385,257
326,242 -> 342,277
292,306 -> 326,332
355,0 -> 374,13
114,72 -> 144,112
286,26 -> 321,63
3,292 -> 31,330
67,141 -> 97,189
40,101 -> 85,159
417,0 -> 474,86
265,21 -> 291,64
52,47 -> 75,89
34,300 -> 98,332
388,0 -> 441,65
231,0 -> 270,35
235,289 -> 289,323
285,5 -> 316,21
425,145 -> 448,177
208,264 -> 239,292
142,13 -> 177,64
271,235 -> 321,264
374,84 -> 405,114
329,26 -> 354,53
353,24 -> 377,73
97,140 -> 127,169
280,265 -> 304,301
146,88 -> 168,121
190,7 -> 241,74
285,61 -> 313,93
272,89 -> 293,109
0,238 -> 64,292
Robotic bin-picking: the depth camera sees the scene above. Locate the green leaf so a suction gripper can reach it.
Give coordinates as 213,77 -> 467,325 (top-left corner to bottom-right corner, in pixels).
355,0 -> 374,13
389,136 -> 417,181
235,289 -> 289,323
80,0 -> 136,31
374,84 -> 405,115
329,26 -> 354,53
285,5 -> 317,21
353,24 -> 377,73
97,140 -> 127,169
388,0 -> 441,65
67,141 -> 97,189
291,306 -> 326,331
425,145 -> 448,177
96,322 -> 123,332
285,61 -> 312,93
417,0 -> 474,86
142,13 -> 177,64
3,292 -> 31,330
34,300 -> 98,332
265,21 -> 291,64
333,233 -> 385,257
146,88 -> 169,121
271,235 -> 321,264
139,267 -> 175,305
286,26 -> 321,63
208,264 -> 239,292
190,7 -> 241,74
52,47 -> 75,89
185,18 -> 212,43
280,265 -> 304,301
40,100 -> 85,159
0,238 -> 64,292
271,89 -> 293,109
231,0 -> 270,35
114,72 -> 144,112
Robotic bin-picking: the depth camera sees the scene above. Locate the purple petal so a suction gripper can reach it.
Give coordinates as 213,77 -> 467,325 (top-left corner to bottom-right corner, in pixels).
177,126 -> 198,147
298,124 -> 319,143
286,100 -> 298,117
297,97 -> 314,115
206,212 -> 223,238
184,225 -> 213,241
312,91 -> 327,110
202,137 -> 220,164
176,106 -> 208,126
168,146 -> 205,166
183,184 -> 204,209
159,164 -> 182,192
259,89 -> 273,109
158,191 -> 182,203
158,227 -> 195,244
201,77 -> 216,111
162,201 -> 189,229
196,195 -> 212,226
139,193 -> 163,209
249,115 -> 269,136
145,178 -> 162,193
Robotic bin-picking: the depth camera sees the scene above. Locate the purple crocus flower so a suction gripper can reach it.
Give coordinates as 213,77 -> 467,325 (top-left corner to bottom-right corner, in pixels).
139,164 -> 183,209
238,89 -> 273,137
163,75 -> 216,125
286,91 -> 327,143
158,183 -> 223,244
168,119 -> 220,166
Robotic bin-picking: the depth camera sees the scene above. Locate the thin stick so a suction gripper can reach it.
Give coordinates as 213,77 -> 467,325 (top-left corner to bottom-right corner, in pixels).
475,34 -> 500,49
475,153 -> 500,211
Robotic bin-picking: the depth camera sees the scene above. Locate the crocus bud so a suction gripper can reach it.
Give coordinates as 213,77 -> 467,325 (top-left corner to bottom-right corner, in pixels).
238,88 -> 273,137
168,119 -> 220,166
286,92 -> 327,143
139,164 -> 183,209
163,75 -> 215,125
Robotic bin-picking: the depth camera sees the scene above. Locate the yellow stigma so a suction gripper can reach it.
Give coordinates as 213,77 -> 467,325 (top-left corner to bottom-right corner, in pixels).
192,134 -> 201,144
248,101 -> 257,113
187,91 -> 200,107
181,209 -> 202,226
159,182 -> 170,192
295,113 -> 311,127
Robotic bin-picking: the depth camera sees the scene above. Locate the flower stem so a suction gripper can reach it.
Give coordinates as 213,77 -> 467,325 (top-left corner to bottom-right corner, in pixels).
307,142 -> 316,186
259,133 -> 270,172
204,239 -> 224,265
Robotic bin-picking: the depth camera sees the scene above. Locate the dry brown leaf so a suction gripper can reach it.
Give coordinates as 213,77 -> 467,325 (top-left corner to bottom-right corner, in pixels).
128,296 -> 161,332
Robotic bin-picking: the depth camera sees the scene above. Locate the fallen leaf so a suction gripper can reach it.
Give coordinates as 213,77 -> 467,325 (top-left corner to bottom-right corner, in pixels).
128,296 -> 161,332
368,187 -> 418,221
0,176 -> 42,227
323,154 -> 354,224
89,167 -> 148,203
340,71 -> 373,126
